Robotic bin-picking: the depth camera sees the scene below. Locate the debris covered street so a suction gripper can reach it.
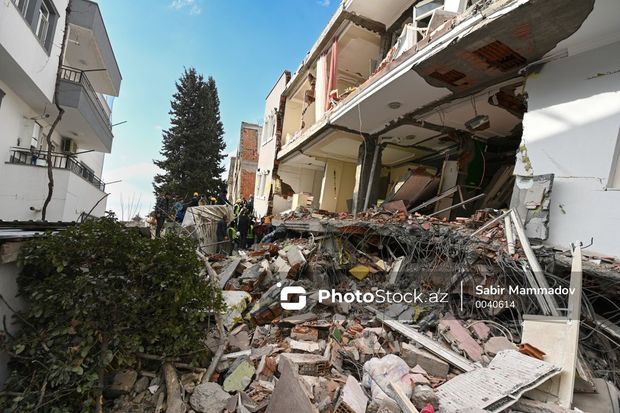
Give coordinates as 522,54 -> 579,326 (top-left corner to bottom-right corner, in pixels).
1,0 -> 620,411
108,203 -> 620,413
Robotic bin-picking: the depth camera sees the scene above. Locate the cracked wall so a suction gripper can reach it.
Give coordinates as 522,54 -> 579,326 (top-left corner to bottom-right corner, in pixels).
516,41 -> 620,257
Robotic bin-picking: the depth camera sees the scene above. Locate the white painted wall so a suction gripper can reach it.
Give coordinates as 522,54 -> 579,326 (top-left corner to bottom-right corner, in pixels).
0,261 -> 25,390
0,0 -> 68,102
0,161 -> 106,221
516,41 -> 620,257
254,73 -> 289,217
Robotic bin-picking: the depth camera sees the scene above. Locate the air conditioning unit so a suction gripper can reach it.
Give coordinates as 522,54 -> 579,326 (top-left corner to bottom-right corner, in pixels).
61,137 -> 78,153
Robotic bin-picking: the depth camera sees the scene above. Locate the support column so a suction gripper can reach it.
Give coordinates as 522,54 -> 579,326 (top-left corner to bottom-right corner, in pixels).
352,137 -> 382,214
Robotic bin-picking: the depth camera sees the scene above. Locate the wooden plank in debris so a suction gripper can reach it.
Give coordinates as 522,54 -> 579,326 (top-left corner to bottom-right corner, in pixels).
436,350 -> 561,413
368,307 -> 475,372
162,362 -> 185,413
388,382 -> 420,413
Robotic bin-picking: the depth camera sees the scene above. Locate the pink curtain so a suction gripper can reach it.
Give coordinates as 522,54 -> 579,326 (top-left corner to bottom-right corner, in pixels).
325,37 -> 339,111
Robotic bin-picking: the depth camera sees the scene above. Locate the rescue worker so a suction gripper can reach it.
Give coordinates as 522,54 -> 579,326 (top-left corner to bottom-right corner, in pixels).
154,192 -> 173,238
246,219 -> 255,249
237,208 -> 250,249
227,223 -> 238,251
233,199 -> 243,216
188,192 -> 200,208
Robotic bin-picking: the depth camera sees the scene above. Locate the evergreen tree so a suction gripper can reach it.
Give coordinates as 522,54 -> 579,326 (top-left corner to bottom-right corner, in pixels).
153,68 -> 226,198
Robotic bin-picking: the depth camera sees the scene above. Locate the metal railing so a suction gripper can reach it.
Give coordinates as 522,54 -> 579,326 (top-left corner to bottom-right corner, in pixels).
59,66 -> 112,130
8,147 -> 106,191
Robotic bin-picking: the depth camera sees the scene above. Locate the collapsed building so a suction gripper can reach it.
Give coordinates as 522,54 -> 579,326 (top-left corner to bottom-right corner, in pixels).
252,0 -> 620,259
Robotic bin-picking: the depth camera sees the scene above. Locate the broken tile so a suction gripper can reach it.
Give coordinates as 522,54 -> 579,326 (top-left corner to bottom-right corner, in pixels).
439,316 -> 484,362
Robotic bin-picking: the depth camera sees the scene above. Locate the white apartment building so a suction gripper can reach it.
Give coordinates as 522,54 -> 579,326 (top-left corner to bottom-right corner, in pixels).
0,0 -> 121,221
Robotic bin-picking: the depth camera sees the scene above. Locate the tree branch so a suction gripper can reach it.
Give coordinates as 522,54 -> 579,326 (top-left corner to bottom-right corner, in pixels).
41,2 -> 72,220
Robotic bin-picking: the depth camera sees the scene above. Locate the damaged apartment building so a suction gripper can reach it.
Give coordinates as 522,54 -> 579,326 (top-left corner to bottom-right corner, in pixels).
253,0 -> 620,258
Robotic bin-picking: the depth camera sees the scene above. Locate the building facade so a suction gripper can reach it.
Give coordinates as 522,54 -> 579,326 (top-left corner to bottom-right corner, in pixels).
254,0 -> 620,257
0,0 -> 121,222
227,122 -> 261,202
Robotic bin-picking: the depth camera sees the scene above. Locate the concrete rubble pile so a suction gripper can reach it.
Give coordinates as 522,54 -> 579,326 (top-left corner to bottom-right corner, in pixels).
108,206 -> 620,413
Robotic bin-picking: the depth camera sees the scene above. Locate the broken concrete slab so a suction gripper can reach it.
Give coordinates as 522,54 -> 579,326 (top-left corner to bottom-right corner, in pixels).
401,342 -> 449,378
266,356 -> 318,413
190,382 -> 231,413
223,360 -> 255,393
107,369 -> 138,397
483,336 -> 515,357
287,246 -> 306,268
219,257 -> 242,288
274,256 -> 292,279
335,376 -> 368,413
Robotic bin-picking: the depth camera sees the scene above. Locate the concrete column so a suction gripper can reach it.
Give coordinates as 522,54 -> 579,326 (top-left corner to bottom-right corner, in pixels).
352,137 -> 382,214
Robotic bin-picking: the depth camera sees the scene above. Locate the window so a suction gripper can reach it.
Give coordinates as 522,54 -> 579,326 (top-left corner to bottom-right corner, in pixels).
35,1 -> 51,45
261,108 -> 278,145
11,0 -> 30,17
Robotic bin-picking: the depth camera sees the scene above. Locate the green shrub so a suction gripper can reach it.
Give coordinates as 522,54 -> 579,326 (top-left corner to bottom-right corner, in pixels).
0,217 -> 223,412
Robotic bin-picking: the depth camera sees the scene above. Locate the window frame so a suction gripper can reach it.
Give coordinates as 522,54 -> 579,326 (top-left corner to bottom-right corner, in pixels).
35,0 -> 51,46
11,0 -> 30,17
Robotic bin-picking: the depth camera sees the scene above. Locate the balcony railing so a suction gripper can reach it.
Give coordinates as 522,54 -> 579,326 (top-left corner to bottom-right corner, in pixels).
60,66 -> 112,130
8,147 -> 106,191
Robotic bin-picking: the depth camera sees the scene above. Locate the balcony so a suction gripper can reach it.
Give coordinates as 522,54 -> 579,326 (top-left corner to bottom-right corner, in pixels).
7,147 -> 106,192
65,0 -> 121,96
56,67 -> 114,153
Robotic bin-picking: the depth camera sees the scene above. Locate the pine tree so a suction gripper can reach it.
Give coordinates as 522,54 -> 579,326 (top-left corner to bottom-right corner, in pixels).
153,68 -> 226,198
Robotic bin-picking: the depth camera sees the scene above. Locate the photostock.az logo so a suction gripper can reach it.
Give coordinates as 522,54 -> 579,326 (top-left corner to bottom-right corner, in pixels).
278,282 -> 307,311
